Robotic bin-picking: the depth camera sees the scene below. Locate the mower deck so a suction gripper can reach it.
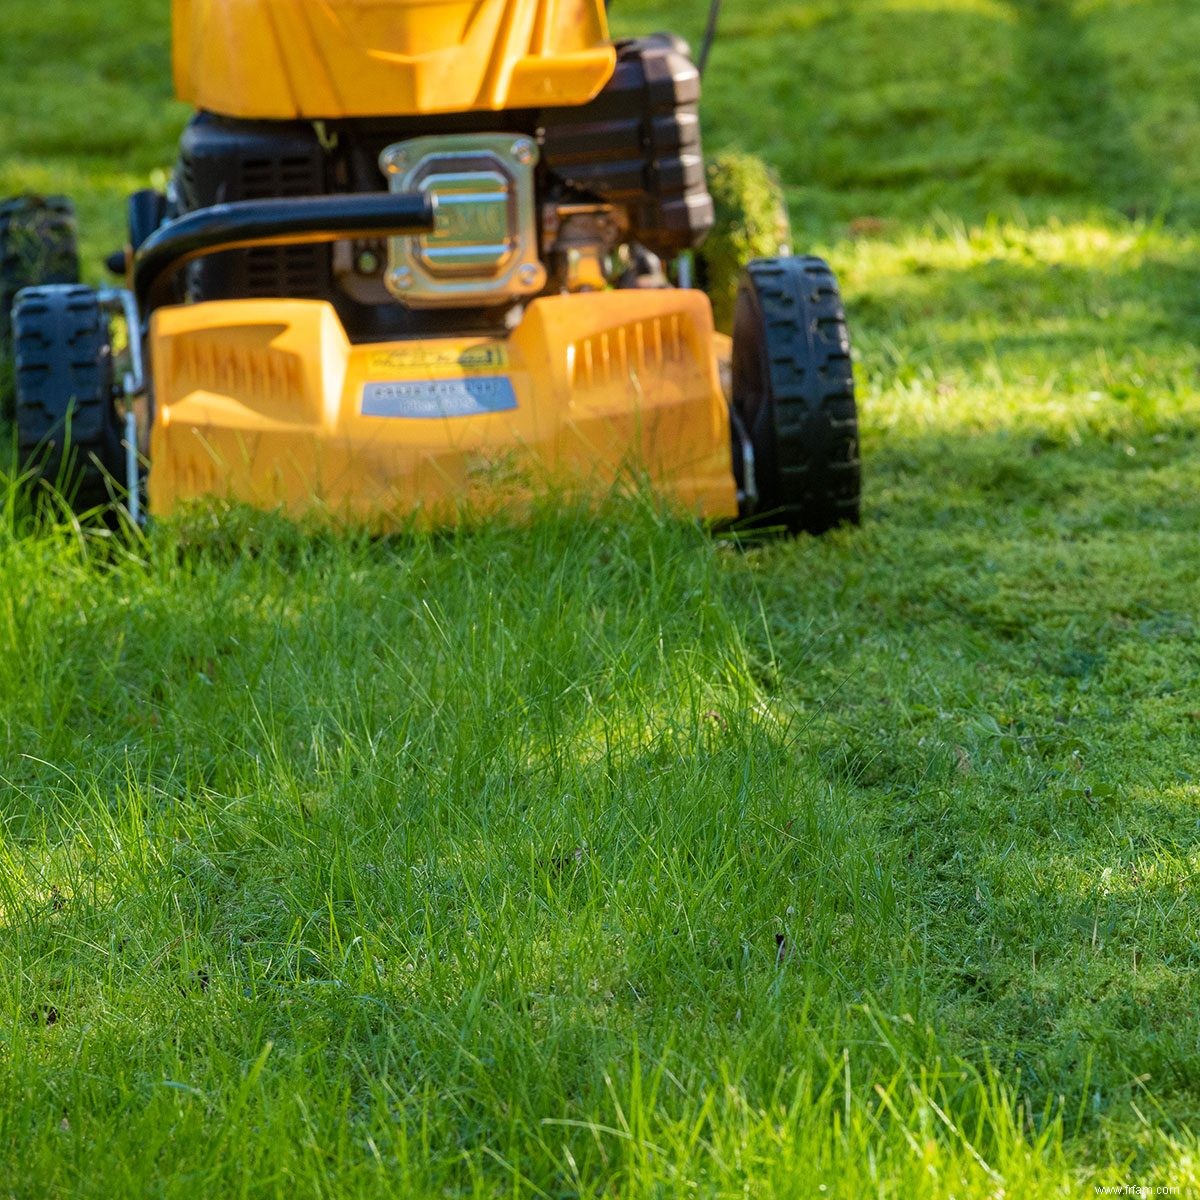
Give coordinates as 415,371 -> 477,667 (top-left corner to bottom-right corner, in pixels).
148,289 -> 739,526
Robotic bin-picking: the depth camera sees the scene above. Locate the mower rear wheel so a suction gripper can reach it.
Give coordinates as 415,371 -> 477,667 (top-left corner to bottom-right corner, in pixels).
731,256 -> 861,534
1,195 -> 81,418
13,285 -> 125,511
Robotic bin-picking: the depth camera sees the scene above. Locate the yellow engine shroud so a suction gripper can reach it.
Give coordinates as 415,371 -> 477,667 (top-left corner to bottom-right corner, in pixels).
148,291 -> 739,527
172,0 -> 617,118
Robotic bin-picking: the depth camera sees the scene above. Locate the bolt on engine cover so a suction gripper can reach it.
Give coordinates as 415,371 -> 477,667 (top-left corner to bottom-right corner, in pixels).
380,134 -> 546,309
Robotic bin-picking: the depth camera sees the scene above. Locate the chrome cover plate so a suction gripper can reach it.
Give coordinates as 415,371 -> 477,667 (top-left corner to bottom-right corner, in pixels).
380,134 -> 546,308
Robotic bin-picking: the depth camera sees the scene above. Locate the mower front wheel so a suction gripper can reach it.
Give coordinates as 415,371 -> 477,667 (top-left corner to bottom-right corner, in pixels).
731,256 -> 861,534
13,284 -> 126,512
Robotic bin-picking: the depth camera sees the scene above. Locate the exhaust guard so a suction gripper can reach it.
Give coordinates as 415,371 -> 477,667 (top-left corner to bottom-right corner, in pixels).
133,192 -> 437,312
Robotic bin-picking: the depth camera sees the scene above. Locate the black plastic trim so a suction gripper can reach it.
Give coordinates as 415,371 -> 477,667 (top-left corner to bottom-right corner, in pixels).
133,192 -> 436,311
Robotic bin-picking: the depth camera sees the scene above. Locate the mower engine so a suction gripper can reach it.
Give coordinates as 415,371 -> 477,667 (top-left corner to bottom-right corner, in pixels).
170,34 -> 712,336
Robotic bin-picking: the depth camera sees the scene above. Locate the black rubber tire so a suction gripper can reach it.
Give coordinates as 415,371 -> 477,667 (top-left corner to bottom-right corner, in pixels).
731,256 -> 861,534
1,196 -> 81,419
13,285 -> 125,511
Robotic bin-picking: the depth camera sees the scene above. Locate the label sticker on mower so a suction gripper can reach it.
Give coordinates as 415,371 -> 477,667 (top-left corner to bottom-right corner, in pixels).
367,344 -> 508,376
362,376 -> 517,419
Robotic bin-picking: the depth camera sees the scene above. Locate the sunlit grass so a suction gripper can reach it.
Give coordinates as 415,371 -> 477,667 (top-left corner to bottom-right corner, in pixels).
2,0 -> 1200,1195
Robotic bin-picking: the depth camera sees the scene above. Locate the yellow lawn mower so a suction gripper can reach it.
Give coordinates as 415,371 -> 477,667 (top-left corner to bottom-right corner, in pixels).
4,0 -> 860,534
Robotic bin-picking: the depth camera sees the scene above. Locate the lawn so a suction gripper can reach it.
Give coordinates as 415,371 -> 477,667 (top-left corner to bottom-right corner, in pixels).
2,0 -> 1200,1196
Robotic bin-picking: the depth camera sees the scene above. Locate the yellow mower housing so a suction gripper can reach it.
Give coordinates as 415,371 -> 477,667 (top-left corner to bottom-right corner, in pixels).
8,0 -> 862,535
148,291 -> 737,525
173,0 -> 618,118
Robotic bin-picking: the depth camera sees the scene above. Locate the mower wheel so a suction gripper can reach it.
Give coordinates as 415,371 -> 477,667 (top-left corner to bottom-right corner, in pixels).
732,256 -> 860,534
13,285 -> 125,511
1,196 -> 81,419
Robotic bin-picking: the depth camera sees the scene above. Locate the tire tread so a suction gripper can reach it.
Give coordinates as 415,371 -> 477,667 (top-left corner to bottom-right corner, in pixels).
13,284 -> 123,509
734,255 -> 862,534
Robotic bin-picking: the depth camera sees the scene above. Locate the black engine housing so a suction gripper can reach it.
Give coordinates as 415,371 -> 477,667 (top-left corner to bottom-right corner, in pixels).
168,36 -> 714,337
541,35 -> 714,257
176,117 -> 331,304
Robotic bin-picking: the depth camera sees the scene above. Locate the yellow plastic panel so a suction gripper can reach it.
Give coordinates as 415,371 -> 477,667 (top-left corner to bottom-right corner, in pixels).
148,291 -> 739,528
173,0 -> 617,119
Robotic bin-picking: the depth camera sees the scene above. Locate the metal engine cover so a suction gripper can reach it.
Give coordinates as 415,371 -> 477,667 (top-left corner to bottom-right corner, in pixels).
380,134 -> 546,309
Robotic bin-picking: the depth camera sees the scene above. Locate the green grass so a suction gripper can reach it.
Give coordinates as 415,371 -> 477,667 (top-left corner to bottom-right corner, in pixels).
3,0 -> 1200,1195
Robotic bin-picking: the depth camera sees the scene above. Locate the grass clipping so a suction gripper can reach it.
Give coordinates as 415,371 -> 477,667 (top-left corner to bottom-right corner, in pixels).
0,194 -> 80,419
699,149 -> 792,332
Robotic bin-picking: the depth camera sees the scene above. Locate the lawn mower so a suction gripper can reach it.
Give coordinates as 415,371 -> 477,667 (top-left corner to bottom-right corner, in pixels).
4,0 -> 860,533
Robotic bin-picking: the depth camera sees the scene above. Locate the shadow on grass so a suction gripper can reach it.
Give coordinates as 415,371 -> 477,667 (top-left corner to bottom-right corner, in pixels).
1010,0 -> 1162,210
4,403 -> 1200,1172
690,0 -> 1192,233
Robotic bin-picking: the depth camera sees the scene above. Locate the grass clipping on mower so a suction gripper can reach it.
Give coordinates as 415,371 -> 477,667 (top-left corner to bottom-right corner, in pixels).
699,150 -> 792,334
